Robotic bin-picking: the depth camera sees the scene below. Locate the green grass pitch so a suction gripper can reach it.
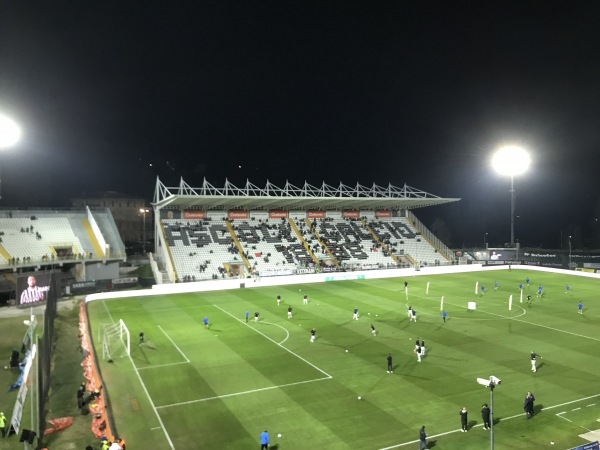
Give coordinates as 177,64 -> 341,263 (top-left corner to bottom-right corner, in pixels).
87,269 -> 599,449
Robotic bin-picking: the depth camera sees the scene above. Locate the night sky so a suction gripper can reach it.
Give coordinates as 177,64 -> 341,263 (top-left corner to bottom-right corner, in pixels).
1,2 -> 600,249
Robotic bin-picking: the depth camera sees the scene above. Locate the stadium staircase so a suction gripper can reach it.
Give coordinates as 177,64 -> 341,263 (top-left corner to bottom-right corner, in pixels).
288,219 -> 320,265
81,218 -> 105,257
225,220 -> 253,273
159,221 -> 178,281
304,219 -> 339,267
406,211 -> 453,262
0,244 -> 10,263
361,219 -> 403,266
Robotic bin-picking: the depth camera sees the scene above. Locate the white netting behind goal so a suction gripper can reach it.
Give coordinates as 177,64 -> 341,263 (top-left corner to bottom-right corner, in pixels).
102,319 -> 130,361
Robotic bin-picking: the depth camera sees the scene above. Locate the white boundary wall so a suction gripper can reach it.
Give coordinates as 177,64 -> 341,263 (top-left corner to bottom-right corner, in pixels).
85,264 -> 600,303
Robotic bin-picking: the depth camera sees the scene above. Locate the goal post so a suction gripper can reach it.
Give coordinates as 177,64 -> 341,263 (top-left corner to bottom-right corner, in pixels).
102,319 -> 130,361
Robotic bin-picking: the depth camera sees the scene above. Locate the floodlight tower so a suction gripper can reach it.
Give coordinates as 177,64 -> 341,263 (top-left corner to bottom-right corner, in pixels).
492,146 -> 530,246
477,376 -> 501,450
0,112 -> 22,200
140,208 -> 149,254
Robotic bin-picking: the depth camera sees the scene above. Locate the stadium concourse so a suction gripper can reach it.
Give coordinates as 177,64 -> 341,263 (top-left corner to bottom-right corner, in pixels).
150,178 -> 459,284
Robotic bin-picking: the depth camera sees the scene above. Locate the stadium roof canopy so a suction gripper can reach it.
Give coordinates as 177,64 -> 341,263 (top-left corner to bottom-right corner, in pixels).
153,177 -> 460,211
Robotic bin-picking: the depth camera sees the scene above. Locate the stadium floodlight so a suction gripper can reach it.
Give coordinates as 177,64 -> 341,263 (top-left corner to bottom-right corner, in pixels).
492,146 -> 530,246
0,112 -> 22,200
0,113 -> 21,148
476,376 -> 501,450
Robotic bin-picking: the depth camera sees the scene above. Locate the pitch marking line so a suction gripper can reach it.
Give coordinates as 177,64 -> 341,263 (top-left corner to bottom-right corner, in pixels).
262,321 -> 290,345
156,376 -> 331,409
102,301 -> 177,450
511,317 -> 600,342
158,325 -> 190,362
556,412 -> 573,423
378,393 -> 600,450
214,304 -> 333,379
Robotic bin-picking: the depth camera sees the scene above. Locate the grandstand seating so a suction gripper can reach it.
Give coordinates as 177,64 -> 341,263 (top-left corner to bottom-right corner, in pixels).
367,218 -> 446,267
161,214 -> 448,282
0,209 -> 125,267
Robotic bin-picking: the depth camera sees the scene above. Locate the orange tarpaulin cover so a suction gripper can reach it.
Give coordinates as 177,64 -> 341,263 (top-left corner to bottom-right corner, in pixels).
43,416 -> 74,435
78,301 -> 117,442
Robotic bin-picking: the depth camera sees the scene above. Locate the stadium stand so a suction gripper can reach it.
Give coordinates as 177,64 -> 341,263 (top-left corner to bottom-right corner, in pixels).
160,214 -> 452,281
0,209 -> 125,269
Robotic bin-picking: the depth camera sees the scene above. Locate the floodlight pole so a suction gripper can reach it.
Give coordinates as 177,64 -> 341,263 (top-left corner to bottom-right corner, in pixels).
568,235 -> 572,268
484,232 -> 488,249
489,381 -> 496,450
140,208 -> 149,254
510,175 -> 515,246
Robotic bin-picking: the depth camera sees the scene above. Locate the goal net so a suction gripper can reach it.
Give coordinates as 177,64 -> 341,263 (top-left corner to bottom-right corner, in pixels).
102,319 -> 130,362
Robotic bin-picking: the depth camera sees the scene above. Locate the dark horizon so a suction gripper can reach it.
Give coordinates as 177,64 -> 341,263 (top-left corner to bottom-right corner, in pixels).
1,2 -> 600,249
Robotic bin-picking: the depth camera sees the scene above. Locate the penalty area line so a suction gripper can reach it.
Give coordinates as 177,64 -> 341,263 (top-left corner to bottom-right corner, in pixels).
156,376 -> 331,409
102,301 -> 177,450
158,325 -> 190,362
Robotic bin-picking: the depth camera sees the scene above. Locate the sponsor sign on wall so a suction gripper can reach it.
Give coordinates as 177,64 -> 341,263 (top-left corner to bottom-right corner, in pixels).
269,210 -> 289,219
228,210 -> 249,220
183,210 -> 206,220
343,210 -> 359,219
375,210 -> 391,218
307,210 -> 325,219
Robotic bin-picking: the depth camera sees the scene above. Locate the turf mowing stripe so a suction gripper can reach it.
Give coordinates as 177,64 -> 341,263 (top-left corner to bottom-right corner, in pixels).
155,376 -> 332,409
158,325 -> 190,362
137,361 -> 190,371
103,301 -> 177,450
378,392 -> 600,449
213,304 -> 334,379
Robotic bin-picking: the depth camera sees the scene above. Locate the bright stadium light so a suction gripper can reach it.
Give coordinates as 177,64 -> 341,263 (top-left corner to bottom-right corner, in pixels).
492,146 -> 530,246
0,113 -> 21,148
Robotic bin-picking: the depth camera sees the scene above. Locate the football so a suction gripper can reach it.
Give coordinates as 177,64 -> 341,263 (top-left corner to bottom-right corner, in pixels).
357,396 -> 362,400
278,434 -> 282,438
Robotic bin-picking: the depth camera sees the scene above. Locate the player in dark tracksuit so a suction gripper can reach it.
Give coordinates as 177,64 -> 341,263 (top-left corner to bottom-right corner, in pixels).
387,353 -> 393,373
481,403 -> 491,430
459,407 -> 468,432
524,392 -> 535,418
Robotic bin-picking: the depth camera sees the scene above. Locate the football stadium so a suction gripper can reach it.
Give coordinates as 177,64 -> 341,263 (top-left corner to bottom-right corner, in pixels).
0,178 -> 599,450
